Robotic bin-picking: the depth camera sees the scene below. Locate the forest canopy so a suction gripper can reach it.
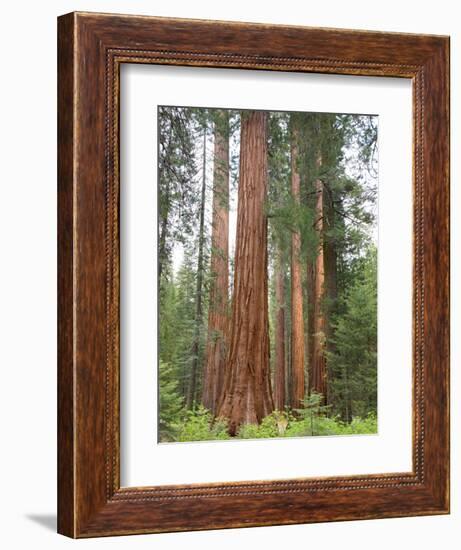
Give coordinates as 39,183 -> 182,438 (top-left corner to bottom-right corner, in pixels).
158,106 -> 378,443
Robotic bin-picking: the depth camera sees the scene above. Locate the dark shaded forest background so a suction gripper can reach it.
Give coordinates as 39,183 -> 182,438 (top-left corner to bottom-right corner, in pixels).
158,106 -> 378,442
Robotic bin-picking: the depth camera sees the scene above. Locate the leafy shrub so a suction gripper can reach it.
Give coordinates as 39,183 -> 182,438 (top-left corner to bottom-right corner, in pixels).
163,400 -> 377,443
284,412 -> 377,437
338,413 -> 377,435
177,406 -> 230,442
237,410 -> 292,439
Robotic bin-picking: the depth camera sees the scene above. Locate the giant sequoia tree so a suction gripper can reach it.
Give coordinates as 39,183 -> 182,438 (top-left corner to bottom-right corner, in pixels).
310,152 -> 328,399
158,106 -> 378,442
202,111 -> 230,414
217,111 -> 274,434
290,121 -> 306,408
273,250 -> 286,410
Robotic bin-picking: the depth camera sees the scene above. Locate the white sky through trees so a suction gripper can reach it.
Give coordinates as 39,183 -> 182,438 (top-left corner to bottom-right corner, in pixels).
170,110 -> 378,276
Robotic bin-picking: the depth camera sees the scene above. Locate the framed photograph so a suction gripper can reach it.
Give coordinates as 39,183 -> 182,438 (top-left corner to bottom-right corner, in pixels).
58,12 -> 450,537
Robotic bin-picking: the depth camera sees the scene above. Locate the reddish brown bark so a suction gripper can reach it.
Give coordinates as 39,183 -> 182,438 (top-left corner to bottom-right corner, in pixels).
274,251 -> 286,411
202,112 -> 229,414
310,154 -> 328,400
306,259 -> 315,392
217,111 -> 273,434
290,128 -> 306,408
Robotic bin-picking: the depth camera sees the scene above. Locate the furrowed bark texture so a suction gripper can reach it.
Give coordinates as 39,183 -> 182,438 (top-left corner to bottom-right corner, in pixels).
58,13 -> 449,536
203,113 -> 230,414
290,128 -> 306,408
217,111 -> 274,434
274,250 -> 286,410
310,155 -> 328,399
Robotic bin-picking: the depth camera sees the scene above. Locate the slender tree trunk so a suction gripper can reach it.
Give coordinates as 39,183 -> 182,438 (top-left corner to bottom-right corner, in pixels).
343,364 -> 351,423
158,211 -> 169,281
186,124 -> 207,409
324,200 -> 338,305
322,185 -> 338,405
274,250 -> 286,410
290,126 -> 306,408
203,112 -> 229,414
306,260 -> 315,393
217,111 -> 274,434
310,154 -> 328,400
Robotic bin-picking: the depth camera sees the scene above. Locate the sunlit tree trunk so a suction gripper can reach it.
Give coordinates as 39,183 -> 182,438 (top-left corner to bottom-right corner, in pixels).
306,260 -> 315,393
217,111 -> 274,434
202,112 -> 229,414
274,250 -> 286,410
310,154 -> 328,400
290,125 -> 306,408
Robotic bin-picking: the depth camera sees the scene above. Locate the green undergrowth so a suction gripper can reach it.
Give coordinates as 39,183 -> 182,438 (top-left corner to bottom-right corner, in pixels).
159,402 -> 377,443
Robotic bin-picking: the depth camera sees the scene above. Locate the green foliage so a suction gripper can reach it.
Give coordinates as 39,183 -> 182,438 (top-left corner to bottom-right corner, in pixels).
158,106 -> 379,443
159,257 -> 198,401
168,406 -> 377,442
158,107 -> 200,278
238,410 -> 292,439
328,246 -> 378,421
176,406 -> 230,442
289,393 -> 332,436
338,413 -> 378,435
237,405 -> 377,440
158,361 -> 184,442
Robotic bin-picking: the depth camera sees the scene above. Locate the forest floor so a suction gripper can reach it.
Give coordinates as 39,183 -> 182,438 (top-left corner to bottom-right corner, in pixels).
160,406 -> 377,443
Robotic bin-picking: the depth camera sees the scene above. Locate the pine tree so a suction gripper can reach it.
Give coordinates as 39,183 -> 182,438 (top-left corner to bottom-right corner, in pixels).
158,106 -> 379,440
158,360 -> 184,442
328,247 -> 377,421
158,107 -> 198,281
186,119 -> 208,409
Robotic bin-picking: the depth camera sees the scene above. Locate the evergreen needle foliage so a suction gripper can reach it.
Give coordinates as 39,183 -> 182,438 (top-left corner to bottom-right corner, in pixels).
158,106 -> 379,443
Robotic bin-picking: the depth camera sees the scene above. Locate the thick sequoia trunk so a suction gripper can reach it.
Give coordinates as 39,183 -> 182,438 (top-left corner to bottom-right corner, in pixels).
217,111 -> 273,434
274,250 -> 286,410
290,127 -> 306,408
310,154 -> 328,400
202,112 -> 230,414
186,125 -> 207,410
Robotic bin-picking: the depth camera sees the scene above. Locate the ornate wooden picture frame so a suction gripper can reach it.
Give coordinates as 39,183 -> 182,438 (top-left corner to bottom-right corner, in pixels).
58,12 -> 450,537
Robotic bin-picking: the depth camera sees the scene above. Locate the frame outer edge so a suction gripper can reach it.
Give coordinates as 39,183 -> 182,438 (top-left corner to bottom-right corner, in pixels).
57,12 -> 77,538
422,38 -> 450,512
57,11 -> 450,537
